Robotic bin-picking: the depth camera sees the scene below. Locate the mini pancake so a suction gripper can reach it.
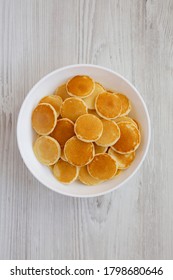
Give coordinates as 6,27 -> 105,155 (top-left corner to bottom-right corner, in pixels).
53,159 -> 78,184
50,118 -> 75,148
32,103 -> 57,135
79,165 -> 102,185
94,143 -> 107,154
112,121 -> 141,154
87,153 -> 117,180
84,82 -> 105,109
95,119 -> 120,147
74,114 -> 103,142
54,84 -> 70,100
33,136 -> 61,165
66,75 -> 95,98
116,93 -> 131,116
39,95 -> 62,116
115,116 -> 138,128
95,92 -> 122,119
108,147 -> 135,169
64,136 -> 94,167
60,97 -> 88,122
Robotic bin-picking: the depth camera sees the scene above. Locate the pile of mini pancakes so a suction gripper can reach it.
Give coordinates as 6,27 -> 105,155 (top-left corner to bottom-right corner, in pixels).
32,75 -> 141,185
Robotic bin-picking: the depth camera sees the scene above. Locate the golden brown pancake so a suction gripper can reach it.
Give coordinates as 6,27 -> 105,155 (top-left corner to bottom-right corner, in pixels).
116,93 -> 131,116
66,75 -> 95,98
112,121 -> 141,154
60,97 -> 88,122
95,119 -> 120,147
64,136 -> 94,167
108,147 -> 135,169
54,84 -> 70,100
39,95 -> 62,116
87,153 -> 117,180
50,118 -> 75,148
79,165 -> 102,185
84,82 -> 105,109
32,103 -> 57,135
33,136 -> 61,165
94,143 -> 107,154
74,114 -> 103,142
114,116 -> 138,128
95,92 -> 122,119
53,159 -> 78,184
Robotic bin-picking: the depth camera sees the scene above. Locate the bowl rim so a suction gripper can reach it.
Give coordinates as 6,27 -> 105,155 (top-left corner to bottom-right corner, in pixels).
17,64 -> 151,197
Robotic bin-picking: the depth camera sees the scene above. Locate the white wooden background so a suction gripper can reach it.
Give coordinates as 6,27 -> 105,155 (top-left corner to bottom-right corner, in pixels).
0,0 -> 173,260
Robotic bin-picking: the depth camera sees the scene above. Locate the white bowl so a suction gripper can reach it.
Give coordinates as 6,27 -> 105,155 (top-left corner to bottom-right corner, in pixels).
17,64 -> 151,197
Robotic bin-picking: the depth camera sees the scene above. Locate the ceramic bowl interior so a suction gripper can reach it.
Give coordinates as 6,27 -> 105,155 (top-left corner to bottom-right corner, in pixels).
17,64 -> 150,197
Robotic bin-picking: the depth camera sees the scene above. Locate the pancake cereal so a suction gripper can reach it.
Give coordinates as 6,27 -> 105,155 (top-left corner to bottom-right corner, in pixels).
31,75 -> 141,186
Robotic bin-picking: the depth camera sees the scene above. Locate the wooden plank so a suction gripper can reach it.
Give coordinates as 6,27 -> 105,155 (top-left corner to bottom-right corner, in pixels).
0,0 -> 173,259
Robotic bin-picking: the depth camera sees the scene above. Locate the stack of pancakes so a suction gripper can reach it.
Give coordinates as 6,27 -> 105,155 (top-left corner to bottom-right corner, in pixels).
32,75 -> 141,185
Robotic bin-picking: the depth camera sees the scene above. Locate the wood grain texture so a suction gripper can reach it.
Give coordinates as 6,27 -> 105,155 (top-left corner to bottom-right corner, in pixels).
0,0 -> 173,260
